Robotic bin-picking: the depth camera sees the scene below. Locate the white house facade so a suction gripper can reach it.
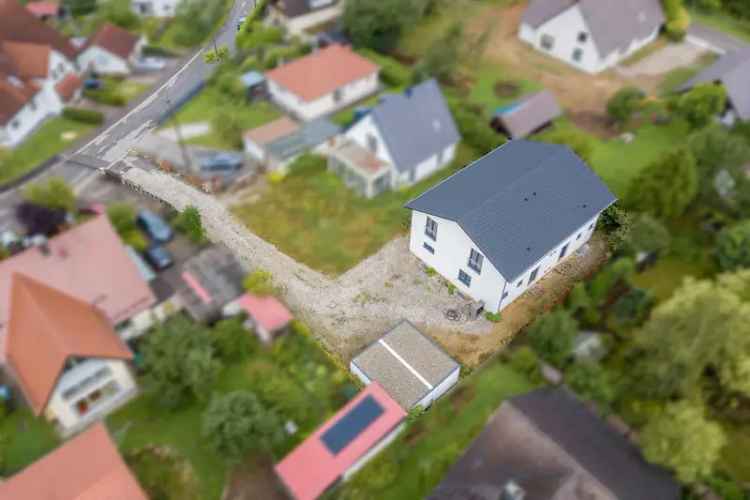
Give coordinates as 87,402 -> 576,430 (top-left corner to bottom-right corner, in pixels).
0,85 -> 50,147
405,140 -> 616,314
519,0 -> 664,73
77,24 -> 144,75
131,0 -> 183,17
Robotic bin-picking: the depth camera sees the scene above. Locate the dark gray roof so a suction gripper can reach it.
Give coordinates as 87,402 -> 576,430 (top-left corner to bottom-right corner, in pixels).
679,48 -> 750,120
368,78 -> 460,174
522,0 -> 664,58
430,388 -> 680,500
266,118 -> 339,161
405,140 -> 616,280
494,90 -> 562,139
180,246 -> 245,323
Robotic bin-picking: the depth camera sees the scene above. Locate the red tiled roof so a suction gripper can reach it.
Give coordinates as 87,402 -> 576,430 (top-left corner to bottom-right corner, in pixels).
0,0 -> 77,59
265,44 -> 379,102
238,293 -> 293,332
26,0 -> 59,18
244,116 -> 299,145
275,383 -> 405,500
84,22 -> 140,60
0,74 -> 38,124
1,40 -> 51,79
0,215 -> 157,362
55,72 -> 82,101
6,273 -> 134,415
0,423 -> 149,500
182,270 -> 213,304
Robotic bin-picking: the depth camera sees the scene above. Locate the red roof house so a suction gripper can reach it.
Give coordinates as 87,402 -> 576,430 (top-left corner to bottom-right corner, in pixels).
238,293 -> 293,343
275,383 -> 406,500
25,1 -> 60,19
0,423 -> 148,499
78,22 -> 142,74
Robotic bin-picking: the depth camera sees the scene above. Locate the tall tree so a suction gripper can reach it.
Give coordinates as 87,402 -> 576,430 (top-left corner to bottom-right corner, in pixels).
716,220 -> 750,271
641,400 -> 726,483
689,124 -> 750,202
23,177 -> 76,213
626,149 -> 698,219
672,83 -> 727,130
342,0 -> 419,52
413,22 -> 463,83
527,308 -> 578,367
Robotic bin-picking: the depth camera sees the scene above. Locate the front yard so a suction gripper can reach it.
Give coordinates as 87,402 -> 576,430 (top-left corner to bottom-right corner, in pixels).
0,408 -> 59,475
0,117 -> 95,185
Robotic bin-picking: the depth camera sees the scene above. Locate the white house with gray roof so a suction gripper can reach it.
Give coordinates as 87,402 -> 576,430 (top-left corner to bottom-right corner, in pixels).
405,140 -> 616,314
519,0 -> 664,73
329,79 -> 460,198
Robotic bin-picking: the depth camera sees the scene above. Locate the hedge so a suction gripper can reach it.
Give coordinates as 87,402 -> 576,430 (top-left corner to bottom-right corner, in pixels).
141,44 -> 179,58
83,88 -> 127,107
357,49 -> 412,87
62,107 -> 105,125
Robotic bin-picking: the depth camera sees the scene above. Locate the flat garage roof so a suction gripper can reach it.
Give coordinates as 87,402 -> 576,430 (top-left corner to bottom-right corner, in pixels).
351,321 -> 459,409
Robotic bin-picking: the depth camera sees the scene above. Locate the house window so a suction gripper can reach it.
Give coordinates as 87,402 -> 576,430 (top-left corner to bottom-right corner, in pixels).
558,243 -> 569,261
528,266 -> 540,284
333,88 -> 343,103
29,98 -> 36,111
572,48 -> 584,62
367,134 -> 378,154
576,232 -> 582,240
458,270 -> 471,287
578,32 -> 588,43
502,291 -> 509,299
468,249 -> 483,274
517,280 -> 523,287
437,148 -> 444,165
10,119 -> 19,130
541,34 -> 555,51
423,242 -> 435,254
425,217 -> 437,241
589,223 -> 595,230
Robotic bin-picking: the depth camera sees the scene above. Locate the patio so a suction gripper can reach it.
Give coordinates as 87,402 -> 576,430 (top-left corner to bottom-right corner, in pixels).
327,140 -> 392,198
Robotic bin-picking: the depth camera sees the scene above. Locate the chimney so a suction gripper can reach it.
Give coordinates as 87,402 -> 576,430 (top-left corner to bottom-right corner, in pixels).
501,480 -> 526,500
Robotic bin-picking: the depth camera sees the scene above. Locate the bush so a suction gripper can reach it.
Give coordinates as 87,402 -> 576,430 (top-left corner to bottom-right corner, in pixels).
173,206 -> 207,244
671,83 -> 727,130
83,88 -> 127,107
566,361 -> 617,412
662,0 -> 691,41
358,49 -> 411,87
141,44 -> 179,58
23,177 -> 76,212
485,311 -> 501,322
62,107 -> 105,125
508,346 -> 540,382
607,86 -> 646,126
716,219 -> 750,271
213,317 -> 256,361
262,44 -> 310,69
237,22 -> 284,51
527,309 -> 578,367
540,126 -> 595,164
626,149 -> 698,219
243,269 -> 276,296
611,287 -> 655,329
448,98 -> 506,154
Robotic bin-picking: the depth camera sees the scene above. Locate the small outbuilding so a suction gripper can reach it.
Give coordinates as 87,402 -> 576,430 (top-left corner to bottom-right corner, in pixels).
490,90 -> 562,139
239,70 -> 266,100
238,293 -> 293,343
350,320 -> 460,410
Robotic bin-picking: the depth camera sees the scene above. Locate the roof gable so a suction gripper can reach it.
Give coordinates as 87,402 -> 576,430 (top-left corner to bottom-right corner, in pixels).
367,79 -> 460,173
405,140 -> 616,279
0,0 -> 77,59
521,0 -> 576,28
85,22 -> 140,60
1,41 -> 51,79
6,274 -> 133,414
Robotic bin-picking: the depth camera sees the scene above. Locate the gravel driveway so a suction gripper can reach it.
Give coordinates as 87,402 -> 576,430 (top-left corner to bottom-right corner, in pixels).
617,42 -> 707,78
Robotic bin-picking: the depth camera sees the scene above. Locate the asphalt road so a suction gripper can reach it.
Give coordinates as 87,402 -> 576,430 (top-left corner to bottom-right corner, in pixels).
688,22 -> 750,53
0,0 -> 253,232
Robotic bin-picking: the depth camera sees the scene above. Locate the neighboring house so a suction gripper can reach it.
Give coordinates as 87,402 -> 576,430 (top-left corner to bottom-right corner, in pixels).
238,293 -> 293,343
519,0 -> 665,73
490,90 -> 562,139
678,48 -> 750,126
0,0 -> 81,146
25,0 -> 62,21
265,44 -> 379,121
430,388 -> 680,500
275,383 -> 406,500
269,0 -> 341,34
350,320 -> 460,410
78,22 -> 144,75
131,0 -> 183,17
404,140 -> 616,314
179,246 -> 246,323
243,116 -> 340,171
329,78 -> 460,198
0,215 -> 157,361
0,423 -> 148,499
5,274 -> 138,436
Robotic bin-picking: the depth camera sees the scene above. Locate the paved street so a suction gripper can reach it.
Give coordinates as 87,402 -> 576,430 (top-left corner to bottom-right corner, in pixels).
687,22 -> 750,54
0,0 -> 253,231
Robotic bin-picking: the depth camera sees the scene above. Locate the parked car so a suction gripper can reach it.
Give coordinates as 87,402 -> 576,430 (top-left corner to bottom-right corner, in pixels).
0,230 -> 20,249
83,78 -> 102,90
137,210 -> 173,243
144,245 -> 174,271
197,151 -> 244,172
133,57 -> 166,72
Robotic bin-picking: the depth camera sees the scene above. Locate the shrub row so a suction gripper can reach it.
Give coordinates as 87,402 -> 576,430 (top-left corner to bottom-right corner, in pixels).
62,107 -> 105,125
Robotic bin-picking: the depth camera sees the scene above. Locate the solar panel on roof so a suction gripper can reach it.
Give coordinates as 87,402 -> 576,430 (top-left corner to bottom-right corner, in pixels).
321,395 -> 384,454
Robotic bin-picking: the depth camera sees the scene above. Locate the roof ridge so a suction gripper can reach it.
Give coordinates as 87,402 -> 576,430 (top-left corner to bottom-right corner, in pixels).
16,274 -> 74,357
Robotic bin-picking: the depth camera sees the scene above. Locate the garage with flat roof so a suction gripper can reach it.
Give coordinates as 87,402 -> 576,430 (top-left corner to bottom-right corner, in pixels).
350,321 -> 460,410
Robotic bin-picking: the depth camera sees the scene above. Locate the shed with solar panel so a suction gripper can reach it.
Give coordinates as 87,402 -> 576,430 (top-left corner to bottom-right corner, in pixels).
350,321 -> 460,410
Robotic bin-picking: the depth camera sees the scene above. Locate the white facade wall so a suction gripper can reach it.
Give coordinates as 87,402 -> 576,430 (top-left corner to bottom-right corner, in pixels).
132,0 -> 182,17
415,366 -> 460,409
0,91 -> 50,147
268,72 -> 379,121
78,47 -> 131,75
243,137 -> 267,163
519,5 -> 661,73
282,3 -> 342,35
45,359 -> 137,436
345,114 -> 396,165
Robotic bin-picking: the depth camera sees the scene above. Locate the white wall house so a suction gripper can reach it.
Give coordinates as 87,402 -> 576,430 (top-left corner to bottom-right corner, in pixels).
519,0 -> 665,73
405,141 -> 616,314
0,83 -> 51,148
131,0 -> 183,17
77,23 -> 144,75
265,44 -> 380,122
269,0 -> 341,35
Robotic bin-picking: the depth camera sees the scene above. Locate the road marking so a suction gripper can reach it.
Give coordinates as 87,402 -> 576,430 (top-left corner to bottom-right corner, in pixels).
378,338 -> 433,390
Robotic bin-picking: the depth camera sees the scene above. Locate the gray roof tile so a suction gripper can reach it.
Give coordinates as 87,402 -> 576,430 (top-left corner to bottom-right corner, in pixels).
266,118 -> 339,160
493,90 -> 562,139
405,140 -> 616,280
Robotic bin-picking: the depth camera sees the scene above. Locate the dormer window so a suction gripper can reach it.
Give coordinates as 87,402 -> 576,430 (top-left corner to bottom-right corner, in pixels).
578,32 -> 588,43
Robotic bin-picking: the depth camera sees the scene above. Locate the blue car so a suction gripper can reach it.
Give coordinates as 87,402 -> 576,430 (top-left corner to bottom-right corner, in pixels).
137,210 -> 173,243
144,245 -> 174,271
197,151 -> 244,172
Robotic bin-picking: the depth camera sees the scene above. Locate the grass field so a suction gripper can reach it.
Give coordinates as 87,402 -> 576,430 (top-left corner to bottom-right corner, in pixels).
0,408 -> 59,475
467,63 -> 543,115
330,360 -> 534,500
0,117 -> 95,185
233,144 -> 479,276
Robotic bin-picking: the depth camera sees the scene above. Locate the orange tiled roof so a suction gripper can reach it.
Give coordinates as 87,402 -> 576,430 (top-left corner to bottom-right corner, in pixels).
84,22 -> 140,60
6,274 -> 133,415
0,0 -> 77,59
55,72 -> 82,101
0,74 -> 38,124
265,44 -> 379,102
0,423 -> 149,500
244,116 -> 299,145
1,40 -> 50,79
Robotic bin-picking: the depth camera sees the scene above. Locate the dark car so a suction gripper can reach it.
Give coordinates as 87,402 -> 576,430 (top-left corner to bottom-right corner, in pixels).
137,210 -> 173,243
197,151 -> 244,172
84,78 -> 102,90
144,245 -> 174,270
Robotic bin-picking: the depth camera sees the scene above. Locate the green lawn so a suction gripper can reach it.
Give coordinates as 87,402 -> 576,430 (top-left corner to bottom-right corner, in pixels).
720,423 -> 750,483
398,0 -> 486,58
329,360 -> 534,500
0,408 -> 59,475
0,117 -> 95,185
467,63 -> 543,115
108,320 -> 355,500
107,77 -> 149,103
330,93 -> 384,127
689,8 -> 750,43
233,144 -> 480,276
169,87 -> 281,150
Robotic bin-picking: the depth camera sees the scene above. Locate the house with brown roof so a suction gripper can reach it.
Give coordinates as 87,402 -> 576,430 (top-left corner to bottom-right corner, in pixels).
0,0 -> 81,146
265,44 -> 379,121
0,423 -> 148,499
4,274 -> 138,436
77,22 -> 144,75
269,0 -> 342,35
